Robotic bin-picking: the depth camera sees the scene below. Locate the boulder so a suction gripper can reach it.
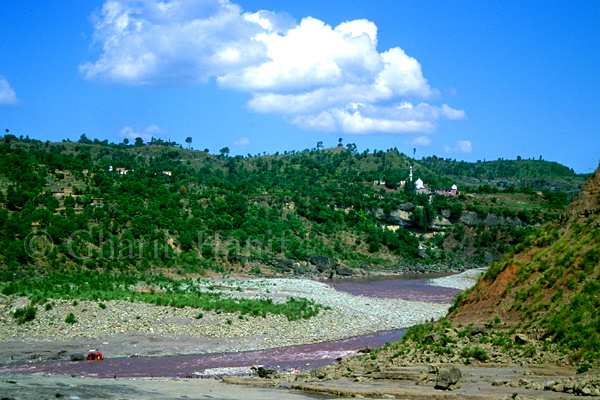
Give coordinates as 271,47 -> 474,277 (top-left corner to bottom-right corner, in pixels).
445,328 -> 459,340
309,255 -> 337,273
514,333 -> 530,345
311,368 -> 328,380
435,366 -> 462,390
544,380 -> 556,390
468,326 -> 486,337
336,265 -> 354,276
256,366 -> 279,379
422,333 -> 442,345
294,372 -> 310,381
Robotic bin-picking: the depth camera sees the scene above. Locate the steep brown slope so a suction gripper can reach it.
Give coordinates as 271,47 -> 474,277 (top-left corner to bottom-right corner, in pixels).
447,164 -> 600,359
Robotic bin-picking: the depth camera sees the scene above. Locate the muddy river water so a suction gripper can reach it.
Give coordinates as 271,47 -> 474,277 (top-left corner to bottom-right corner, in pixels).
1,274 -> 461,378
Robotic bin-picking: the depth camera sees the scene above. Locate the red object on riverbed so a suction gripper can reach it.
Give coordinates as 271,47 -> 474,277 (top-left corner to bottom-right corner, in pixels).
87,350 -> 103,360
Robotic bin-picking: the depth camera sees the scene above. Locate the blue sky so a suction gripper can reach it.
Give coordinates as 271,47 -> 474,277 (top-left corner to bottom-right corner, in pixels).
0,1 -> 598,173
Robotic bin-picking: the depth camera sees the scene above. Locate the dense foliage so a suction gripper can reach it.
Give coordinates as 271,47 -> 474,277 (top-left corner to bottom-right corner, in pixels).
0,134 -> 584,280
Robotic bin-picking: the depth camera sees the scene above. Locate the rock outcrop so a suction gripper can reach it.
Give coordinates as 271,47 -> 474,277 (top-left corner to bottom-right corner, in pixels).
307,255 -> 357,278
374,206 -> 528,230
309,255 -> 337,273
435,366 -> 462,390
459,211 -> 524,228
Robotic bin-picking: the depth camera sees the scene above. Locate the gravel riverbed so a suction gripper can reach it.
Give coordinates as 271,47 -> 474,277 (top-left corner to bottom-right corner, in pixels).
427,268 -> 486,290
0,272 -> 479,364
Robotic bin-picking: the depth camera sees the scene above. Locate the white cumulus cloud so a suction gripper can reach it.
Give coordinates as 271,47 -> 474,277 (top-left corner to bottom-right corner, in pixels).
410,136 -> 432,146
233,137 -> 250,147
79,0 -> 270,85
444,140 -> 472,154
292,102 -> 459,134
118,124 -> 164,141
82,0 -> 465,134
0,77 -> 18,106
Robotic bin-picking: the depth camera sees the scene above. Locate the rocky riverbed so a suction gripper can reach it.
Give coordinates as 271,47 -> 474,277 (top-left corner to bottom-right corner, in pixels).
6,270 -> 595,399
426,267 -> 486,290
0,275 -> 456,365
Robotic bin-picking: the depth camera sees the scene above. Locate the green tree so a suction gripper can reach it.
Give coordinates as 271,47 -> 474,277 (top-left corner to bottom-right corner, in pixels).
78,134 -> 92,144
185,137 -> 192,149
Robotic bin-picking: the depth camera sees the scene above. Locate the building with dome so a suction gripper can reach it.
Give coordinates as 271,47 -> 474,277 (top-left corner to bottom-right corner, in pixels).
415,178 -> 431,194
434,184 -> 459,196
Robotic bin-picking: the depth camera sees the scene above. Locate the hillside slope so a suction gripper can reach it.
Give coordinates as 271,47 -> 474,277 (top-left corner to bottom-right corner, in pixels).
308,166 -> 600,389
0,135 -> 586,278
449,165 -> 600,360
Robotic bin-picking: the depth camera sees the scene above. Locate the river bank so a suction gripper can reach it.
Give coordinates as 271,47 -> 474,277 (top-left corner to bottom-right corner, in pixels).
0,274 -> 470,366
2,364 -> 597,400
0,373 -> 327,400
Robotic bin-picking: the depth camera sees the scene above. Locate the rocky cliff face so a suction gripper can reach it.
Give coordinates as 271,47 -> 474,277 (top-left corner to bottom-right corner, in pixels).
372,207 -> 412,226
374,206 -> 527,231
460,211 -> 525,228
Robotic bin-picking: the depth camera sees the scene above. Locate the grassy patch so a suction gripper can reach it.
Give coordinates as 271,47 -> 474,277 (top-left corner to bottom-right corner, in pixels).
1,271 -> 327,321
12,305 -> 37,324
461,346 -> 488,362
65,313 -> 77,324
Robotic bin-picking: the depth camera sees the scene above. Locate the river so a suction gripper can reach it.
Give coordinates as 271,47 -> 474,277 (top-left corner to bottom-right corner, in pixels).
0,274 -> 461,378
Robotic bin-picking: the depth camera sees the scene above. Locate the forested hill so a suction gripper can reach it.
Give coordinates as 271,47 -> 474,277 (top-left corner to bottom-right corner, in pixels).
0,134 -> 587,278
